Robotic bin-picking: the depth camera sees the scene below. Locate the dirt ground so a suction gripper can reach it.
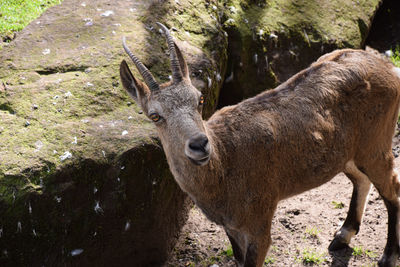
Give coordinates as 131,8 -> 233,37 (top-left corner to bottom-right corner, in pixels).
166,133 -> 400,266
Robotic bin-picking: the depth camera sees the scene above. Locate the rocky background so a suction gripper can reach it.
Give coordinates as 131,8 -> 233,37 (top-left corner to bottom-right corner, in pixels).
0,0 -> 399,266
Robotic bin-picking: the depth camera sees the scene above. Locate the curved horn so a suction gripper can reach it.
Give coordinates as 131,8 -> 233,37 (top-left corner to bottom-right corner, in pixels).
156,22 -> 183,83
122,36 -> 159,91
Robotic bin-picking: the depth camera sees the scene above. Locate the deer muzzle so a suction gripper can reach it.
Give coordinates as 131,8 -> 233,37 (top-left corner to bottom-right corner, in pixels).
185,133 -> 211,166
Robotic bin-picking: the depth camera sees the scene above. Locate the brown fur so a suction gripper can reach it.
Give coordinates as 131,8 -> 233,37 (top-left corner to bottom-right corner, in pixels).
121,45 -> 400,267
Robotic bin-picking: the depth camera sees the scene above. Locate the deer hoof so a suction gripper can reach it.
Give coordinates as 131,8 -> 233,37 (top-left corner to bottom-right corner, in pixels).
328,236 -> 349,251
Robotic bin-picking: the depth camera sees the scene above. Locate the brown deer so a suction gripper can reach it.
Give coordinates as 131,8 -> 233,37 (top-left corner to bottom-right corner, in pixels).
119,22 -> 400,267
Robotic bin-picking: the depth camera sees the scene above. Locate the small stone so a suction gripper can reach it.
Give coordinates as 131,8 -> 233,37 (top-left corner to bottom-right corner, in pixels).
122,130 -> 128,136
32,104 -> 38,110
25,121 -> 30,127
127,102 -> 132,106
42,48 -> 50,55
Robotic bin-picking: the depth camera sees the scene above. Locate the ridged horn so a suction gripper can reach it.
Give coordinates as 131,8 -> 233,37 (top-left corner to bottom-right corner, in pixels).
156,22 -> 183,83
122,36 -> 159,91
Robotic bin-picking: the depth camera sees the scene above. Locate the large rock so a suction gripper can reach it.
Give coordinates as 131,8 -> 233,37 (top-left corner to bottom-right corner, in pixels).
0,0 -> 227,265
217,0 -> 382,106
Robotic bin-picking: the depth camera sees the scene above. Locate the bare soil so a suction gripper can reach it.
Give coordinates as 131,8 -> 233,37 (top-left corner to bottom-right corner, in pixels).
166,133 -> 400,267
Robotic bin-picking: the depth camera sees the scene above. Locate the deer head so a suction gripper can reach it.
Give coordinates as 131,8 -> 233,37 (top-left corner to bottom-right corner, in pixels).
120,23 -> 211,166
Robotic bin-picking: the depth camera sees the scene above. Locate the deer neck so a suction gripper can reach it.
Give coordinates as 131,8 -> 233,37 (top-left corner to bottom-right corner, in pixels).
160,126 -> 221,197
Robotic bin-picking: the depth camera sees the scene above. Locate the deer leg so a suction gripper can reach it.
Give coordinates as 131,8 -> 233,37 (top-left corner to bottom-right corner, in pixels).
242,215 -> 274,267
329,161 -> 371,250
225,229 -> 244,265
363,156 -> 400,267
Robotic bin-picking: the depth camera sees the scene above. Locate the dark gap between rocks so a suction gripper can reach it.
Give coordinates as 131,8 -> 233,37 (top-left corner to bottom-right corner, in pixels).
365,0 -> 400,51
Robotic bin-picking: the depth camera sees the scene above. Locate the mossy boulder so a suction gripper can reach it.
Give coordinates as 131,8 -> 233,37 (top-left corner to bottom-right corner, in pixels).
217,0 -> 382,106
0,0 -> 227,265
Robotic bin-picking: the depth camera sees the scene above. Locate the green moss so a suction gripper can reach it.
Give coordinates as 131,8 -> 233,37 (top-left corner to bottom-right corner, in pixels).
0,0 -> 63,40
390,45 -> 400,68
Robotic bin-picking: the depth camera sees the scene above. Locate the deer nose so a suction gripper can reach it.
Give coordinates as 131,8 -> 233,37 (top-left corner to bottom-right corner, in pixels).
188,133 -> 209,153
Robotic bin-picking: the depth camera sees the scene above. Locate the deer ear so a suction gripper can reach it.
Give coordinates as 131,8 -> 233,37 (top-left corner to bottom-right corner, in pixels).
120,60 -> 149,102
174,42 -> 190,80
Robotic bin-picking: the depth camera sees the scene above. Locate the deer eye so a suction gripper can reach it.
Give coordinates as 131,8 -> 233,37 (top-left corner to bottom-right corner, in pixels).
149,112 -> 161,122
199,95 -> 205,106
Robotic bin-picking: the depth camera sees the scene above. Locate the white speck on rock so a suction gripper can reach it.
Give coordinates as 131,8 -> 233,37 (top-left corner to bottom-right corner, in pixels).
16,222 -> 22,233
32,229 -> 37,236
86,82 -> 94,87
28,202 -> 32,214
253,53 -> 258,64
129,8 -> 136,12
216,73 -> 221,82
60,151 -> 72,161
42,48 -> 50,55
125,220 -> 131,231
71,249 -> 84,256
101,10 -> 114,17
207,77 -> 212,88
102,150 -> 106,157
121,166 -> 125,170
122,130 -> 128,136
269,33 -> 278,39
35,140 -> 43,151
55,196 -> 62,203
71,136 -> 77,145
94,187 -> 98,194
226,18 -> 235,24
94,201 -> 104,214
0,227 -> 3,238
64,91 -> 73,98
81,2 -> 86,7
